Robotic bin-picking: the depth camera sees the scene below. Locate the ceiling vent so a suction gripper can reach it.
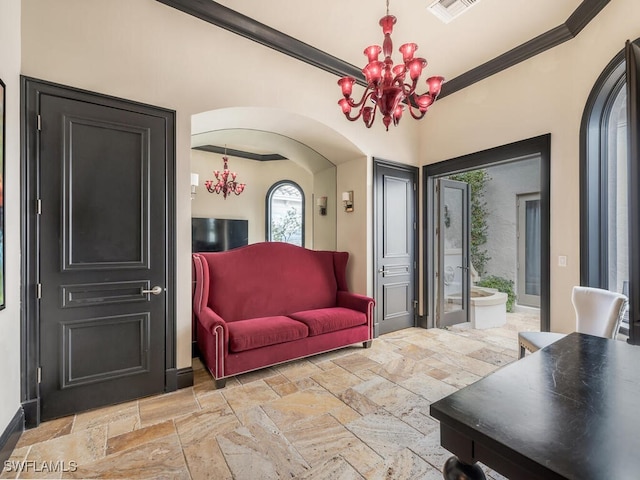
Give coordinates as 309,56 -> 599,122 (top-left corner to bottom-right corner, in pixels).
427,0 -> 480,24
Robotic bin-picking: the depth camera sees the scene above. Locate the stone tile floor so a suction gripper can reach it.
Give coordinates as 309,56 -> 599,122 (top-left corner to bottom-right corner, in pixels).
2,312 -> 539,480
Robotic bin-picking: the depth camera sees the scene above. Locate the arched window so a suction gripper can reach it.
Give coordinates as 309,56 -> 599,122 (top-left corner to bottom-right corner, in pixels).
580,42 -> 636,335
580,50 -> 626,288
266,181 -> 305,246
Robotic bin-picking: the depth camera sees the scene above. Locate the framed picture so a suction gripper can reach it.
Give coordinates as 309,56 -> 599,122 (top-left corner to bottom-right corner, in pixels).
0,78 -> 5,309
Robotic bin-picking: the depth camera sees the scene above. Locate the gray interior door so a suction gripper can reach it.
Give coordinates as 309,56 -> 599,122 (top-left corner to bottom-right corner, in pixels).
374,162 -> 417,336
437,179 -> 470,327
37,91 -> 168,420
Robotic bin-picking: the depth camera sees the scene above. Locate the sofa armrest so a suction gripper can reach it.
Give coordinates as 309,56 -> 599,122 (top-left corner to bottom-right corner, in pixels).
192,253 -> 210,316
197,306 -> 229,344
337,291 -> 375,316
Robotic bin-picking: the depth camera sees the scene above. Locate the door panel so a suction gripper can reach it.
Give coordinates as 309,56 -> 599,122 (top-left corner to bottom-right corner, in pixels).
517,193 -> 541,307
375,163 -> 417,335
38,93 -> 167,420
437,179 -> 470,327
63,117 -> 147,267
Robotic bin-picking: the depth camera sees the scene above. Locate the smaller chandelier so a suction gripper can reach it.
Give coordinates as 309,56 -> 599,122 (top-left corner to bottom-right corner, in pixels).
338,0 -> 444,130
205,151 -> 246,199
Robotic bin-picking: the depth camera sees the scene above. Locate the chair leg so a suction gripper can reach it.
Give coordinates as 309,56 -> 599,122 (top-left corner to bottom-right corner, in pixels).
519,344 -> 526,359
363,340 -> 372,348
214,378 -> 227,389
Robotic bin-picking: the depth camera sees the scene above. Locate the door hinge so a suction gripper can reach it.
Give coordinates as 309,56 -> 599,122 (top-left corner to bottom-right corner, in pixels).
37,114 -> 42,131
413,182 -> 417,191
36,198 -> 42,215
37,367 -> 42,384
36,283 -> 42,299
413,300 -> 418,309
413,222 -> 417,230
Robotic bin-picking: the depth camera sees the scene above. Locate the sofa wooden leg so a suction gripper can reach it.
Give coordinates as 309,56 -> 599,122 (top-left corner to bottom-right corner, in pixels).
363,340 -> 373,348
214,378 -> 227,389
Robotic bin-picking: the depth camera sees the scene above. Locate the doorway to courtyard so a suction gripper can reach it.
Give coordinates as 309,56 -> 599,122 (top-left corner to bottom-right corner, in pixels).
423,136 -> 550,334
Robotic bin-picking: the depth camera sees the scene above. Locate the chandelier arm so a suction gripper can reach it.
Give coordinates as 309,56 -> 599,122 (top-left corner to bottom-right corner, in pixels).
344,90 -> 377,122
363,103 -> 378,128
406,99 -> 427,120
392,75 -> 410,91
402,79 -> 419,96
347,87 -> 374,109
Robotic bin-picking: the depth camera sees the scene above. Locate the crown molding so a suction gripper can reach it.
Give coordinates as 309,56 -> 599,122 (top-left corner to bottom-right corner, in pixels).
439,0 -> 610,97
156,0 -> 610,98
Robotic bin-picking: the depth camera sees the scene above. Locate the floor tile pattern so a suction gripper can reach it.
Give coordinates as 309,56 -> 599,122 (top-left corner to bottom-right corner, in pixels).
2,313 -> 539,479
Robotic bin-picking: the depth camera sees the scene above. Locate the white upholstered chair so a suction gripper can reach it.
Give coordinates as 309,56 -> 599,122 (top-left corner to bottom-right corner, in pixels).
518,286 -> 628,359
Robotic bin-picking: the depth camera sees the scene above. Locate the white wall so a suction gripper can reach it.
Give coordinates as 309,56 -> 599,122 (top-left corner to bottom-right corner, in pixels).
337,156 -> 371,295
0,0 -> 22,436
419,0 -> 640,333
313,166 -> 337,250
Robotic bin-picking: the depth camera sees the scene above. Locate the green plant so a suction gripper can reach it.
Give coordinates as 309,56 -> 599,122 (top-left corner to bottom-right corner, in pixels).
477,275 -> 516,312
272,207 -> 302,243
449,170 -> 491,276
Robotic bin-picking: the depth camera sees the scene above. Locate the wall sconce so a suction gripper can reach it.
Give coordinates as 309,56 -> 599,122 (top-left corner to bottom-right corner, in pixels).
190,173 -> 199,200
317,196 -> 327,216
342,191 -> 354,212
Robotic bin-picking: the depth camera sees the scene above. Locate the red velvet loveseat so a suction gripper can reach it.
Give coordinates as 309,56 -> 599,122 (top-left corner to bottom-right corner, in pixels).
192,242 -> 375,388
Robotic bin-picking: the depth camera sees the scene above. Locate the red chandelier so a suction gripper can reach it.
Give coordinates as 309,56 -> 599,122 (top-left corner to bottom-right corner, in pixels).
205,152 -> 246,199
338,0 -> 444,131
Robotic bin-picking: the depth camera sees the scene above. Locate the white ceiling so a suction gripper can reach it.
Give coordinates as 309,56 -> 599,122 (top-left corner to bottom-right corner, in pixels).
213,0 -> 582,84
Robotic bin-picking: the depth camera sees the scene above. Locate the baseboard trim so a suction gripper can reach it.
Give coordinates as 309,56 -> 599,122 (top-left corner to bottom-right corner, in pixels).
0,408 -> 24,466
177,367 -> 194,390
21,399 -> 39,429
166,367 -> 194,392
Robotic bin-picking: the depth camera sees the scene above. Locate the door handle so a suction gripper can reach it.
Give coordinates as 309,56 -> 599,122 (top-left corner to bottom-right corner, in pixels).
142,286 -> 163,295
378,266 -> 409,275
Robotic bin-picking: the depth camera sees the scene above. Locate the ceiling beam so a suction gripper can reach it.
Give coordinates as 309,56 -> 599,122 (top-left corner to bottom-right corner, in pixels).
156,0 -> 610,98
155,0 -> 365,84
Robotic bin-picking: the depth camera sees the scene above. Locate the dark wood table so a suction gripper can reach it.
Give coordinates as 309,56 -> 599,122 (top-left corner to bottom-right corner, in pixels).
429,332 -> 640,480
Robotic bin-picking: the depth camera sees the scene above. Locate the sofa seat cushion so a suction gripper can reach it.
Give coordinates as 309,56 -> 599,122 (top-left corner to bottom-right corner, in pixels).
289,307 -> 367,336
227,316 -> 309,353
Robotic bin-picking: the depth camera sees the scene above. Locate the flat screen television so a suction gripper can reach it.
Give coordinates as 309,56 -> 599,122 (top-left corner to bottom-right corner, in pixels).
191,218 -> 249,252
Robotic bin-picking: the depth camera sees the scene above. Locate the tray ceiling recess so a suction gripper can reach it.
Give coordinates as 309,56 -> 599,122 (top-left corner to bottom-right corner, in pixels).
193,145 -> 288,162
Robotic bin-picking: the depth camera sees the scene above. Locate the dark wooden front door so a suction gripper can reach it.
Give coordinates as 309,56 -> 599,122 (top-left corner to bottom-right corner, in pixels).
374,161 -> 418,335
26,80 -> 174,421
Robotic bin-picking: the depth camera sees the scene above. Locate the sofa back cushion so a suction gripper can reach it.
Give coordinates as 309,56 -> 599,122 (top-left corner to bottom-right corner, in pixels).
199,242 -> 345,322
